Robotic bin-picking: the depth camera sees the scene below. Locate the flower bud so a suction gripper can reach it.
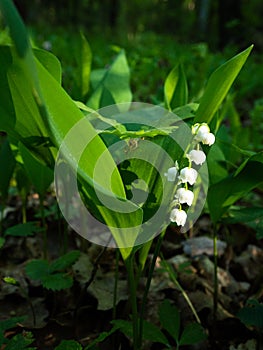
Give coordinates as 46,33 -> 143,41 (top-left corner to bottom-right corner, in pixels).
170,208 -> 187,226
175,187 -> 194,206
179,167 -> 198,185
164,166 -> 178,182
187,150 -> 206,165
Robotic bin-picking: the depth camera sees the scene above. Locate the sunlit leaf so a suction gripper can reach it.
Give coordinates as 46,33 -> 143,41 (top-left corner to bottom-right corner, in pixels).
194,45 -> 253,124
87,50 -> 132,109
164,63 -> 188,110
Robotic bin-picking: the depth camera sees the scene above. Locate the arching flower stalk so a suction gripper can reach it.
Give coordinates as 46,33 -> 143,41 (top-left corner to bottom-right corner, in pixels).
165,122 -> 215,227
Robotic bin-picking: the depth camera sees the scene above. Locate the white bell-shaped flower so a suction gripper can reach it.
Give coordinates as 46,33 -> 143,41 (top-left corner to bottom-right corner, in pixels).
192,123 -> 210,141
187,150 -> 206,165
179,167 -> 198,185
175,187 -> 194,206
192,123 -> 215,146
164,166 -> 178,182
201,132 -> 215,146
170,208 -> 187,226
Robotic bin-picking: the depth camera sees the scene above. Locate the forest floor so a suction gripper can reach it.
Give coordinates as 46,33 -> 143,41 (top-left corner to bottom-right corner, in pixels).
0,191 -> 263,350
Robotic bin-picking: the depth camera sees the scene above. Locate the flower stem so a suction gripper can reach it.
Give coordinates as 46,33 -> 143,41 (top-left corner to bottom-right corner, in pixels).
138,228 -> 166,348
213,223 -> 218,320
113,248 -> 120,320
126,254 -> 139,350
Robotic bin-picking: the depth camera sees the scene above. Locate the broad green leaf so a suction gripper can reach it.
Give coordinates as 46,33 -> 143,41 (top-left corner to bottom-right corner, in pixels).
111,319 -> 169,346
208,152 -> 263,222
55,340 -> 82,350
206,143 -> 228,184
74,32 -> 92,99
84,324 -> 120,349
0,44 -> 142,255
25,260 -> 49,280
4,222 -> 42,237
87,50 -> 132,109
164,63 -> 188,110
5,332 -> 36,350
34,49 -> 61,84
0,46 -> 55,167
42,273 -> 73,290
159,299 -> 180,342
19,142 -> 53,196
224,206 -> 263,239
237,299 -> 263,330
179,322 -> 207,345
142,320 -> 169,345
0,0 -> 29,57
0,316 -> 25,334
194,45 -> 253,124
50,250 -> 81,272
0,137 -> 16,198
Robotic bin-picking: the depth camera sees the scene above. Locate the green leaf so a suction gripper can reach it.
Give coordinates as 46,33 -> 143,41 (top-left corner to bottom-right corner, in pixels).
164,63 -> 188,110
87,50 -> 132,109
0,46 -> 55,167
84,324 -> 119,349
3,276 -> 18,285
142,320 -> 169,346
159,299 -> 180,342
0,138 -> 16,198
34,49 -> 62,84
206,144 -> 228,184
74,32 -> 92,99
208,153 -> 263,223
237,299 -> 263,330
0,316 -> 25,336
4,222 -> 42,237
0,0 -> 29,57
50,250 -> 81,272
19,142 -> 53,195
179,322 -> 207,346
194,45 -> 253,124
42,273 -> 73,291
55,340 -> 82,350
25,260 -> 49,280
238,299 -> 263,328
111,319 -> 169,346
5,332 -> 36,350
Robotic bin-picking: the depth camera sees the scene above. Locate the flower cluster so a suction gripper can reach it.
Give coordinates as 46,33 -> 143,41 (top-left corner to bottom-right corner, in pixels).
165,122 -> 215,227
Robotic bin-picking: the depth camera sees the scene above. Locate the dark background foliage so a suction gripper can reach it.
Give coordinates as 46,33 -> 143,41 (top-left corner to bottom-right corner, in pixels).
11,0 -> 263,51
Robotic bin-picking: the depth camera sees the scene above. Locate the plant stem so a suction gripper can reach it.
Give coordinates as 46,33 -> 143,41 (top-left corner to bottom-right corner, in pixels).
22,195 -> 27,224
160,254 -> 201,324
213,223 -> 218,320
126,254 -> 139,350
40,194 -> 47,259
0,199 -> 3,236
113,248 -> 120,320
138,228 -> 166,348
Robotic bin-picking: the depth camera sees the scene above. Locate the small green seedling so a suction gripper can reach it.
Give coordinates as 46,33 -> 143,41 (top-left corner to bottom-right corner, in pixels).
0,316 -> 36,349
158,299 -> 207,349
25,250 -> 80,291
85,299 -> 206,349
